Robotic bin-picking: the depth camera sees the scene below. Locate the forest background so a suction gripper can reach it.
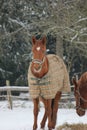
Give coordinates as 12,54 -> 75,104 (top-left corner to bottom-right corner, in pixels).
0,0 -> 87,86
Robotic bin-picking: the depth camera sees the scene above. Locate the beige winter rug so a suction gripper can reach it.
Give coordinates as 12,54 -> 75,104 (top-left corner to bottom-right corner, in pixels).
28,54 -> 70,99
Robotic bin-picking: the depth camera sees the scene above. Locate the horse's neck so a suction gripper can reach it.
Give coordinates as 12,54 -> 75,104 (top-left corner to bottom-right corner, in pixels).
78,80 -> 87,100
31,56 -> 49,78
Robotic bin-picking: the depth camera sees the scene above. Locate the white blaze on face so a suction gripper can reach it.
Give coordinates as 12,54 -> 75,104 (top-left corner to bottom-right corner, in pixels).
36,46 -> 40,51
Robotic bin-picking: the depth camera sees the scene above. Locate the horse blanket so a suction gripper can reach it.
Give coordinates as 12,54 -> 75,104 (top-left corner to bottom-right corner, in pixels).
28,54 -> 71,99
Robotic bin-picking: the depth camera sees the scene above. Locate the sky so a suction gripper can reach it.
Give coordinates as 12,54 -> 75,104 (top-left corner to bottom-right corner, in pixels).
0,100 -> 87,130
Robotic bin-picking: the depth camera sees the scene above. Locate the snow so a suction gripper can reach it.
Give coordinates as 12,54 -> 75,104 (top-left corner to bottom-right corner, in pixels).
0,100 -> 87,130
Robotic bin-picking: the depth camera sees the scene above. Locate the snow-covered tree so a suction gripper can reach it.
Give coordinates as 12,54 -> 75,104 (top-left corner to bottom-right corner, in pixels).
0,0 -> 87,85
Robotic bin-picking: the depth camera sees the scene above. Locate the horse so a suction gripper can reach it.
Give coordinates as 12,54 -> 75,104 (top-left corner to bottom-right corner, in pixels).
28,36 -> 70,130
72,72 -> 87,116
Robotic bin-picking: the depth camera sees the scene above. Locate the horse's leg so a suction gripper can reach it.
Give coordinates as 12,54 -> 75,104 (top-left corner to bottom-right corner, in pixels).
46,99 -> 53,130
40,98 -> 47,129
51,91 -> 61,129
33,98 -> 39,130
40,99 -> 52,130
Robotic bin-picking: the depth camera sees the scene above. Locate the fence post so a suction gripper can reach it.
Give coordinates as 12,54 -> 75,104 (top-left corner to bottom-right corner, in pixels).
6,80 -> 13,109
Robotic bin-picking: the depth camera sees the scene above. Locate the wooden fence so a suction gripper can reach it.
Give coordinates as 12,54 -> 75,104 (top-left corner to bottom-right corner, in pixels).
0,85 -> 75,109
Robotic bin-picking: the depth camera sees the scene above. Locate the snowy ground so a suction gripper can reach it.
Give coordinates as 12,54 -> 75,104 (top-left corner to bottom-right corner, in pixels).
0,100 -> 87,130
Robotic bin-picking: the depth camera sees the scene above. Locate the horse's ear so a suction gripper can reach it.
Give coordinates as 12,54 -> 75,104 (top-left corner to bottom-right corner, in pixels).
42,36 -> 46,45
72,77 -> 78,90
32,36 -> 36,45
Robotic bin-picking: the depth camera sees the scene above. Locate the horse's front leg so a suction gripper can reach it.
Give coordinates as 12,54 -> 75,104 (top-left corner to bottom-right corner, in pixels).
41,99 -> 52,130
52,91 -> 61,129
40,98 -> 47,129
46,99 -> 52,130
33,98 -> 39,130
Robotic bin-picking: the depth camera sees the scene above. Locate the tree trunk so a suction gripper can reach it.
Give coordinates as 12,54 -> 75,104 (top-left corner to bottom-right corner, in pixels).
56,35 -> 63,59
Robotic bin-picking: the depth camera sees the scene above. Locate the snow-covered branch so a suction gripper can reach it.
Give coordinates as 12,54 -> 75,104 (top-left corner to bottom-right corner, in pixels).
9,18 -> 26,28
80,27 -> 87,34
71,32 -> 78,42
76,17 -> 87,24
0,68 -> 13,75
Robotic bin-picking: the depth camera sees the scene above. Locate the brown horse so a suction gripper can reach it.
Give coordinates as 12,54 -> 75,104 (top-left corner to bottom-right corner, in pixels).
28,36 -> 70,130
72,72 -> 87,116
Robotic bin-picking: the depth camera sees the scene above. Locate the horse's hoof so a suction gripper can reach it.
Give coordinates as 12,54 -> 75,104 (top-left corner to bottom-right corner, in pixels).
33,125 -> 37,130
33,128 -> 36,130
40,123 -> 45,129
51,121 -> 56,129
41,127 -> 44,129
40,126 -> 45,130
48,124 -> 54,130
48,129 -> 52,130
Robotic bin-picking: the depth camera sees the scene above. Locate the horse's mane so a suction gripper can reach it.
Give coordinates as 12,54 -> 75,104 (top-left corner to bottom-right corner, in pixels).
80,72 -> 87,82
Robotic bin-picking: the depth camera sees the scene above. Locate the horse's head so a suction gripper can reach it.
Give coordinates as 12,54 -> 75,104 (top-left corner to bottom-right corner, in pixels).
31,36 -> 48,78
72,77 -> 85,116
32,36 -> 46,60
